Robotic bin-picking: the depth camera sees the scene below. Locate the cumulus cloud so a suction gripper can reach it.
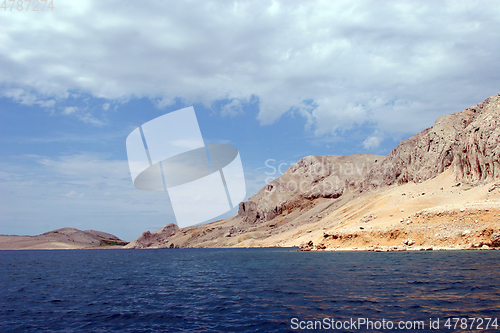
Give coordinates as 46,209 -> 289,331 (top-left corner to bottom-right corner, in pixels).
363,131 -> 384,150
1,0 -> 500,135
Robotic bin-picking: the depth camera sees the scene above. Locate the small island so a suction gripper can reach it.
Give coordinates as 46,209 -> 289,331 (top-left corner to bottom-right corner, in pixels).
0,228 -> 128,250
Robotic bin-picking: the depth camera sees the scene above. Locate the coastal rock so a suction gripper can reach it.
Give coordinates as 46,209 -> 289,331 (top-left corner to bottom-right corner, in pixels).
402,238 -> 416,246
299,240 -> 314,251
490,232 -> 500,247
125,223 -> 179,249
238,154 -> 382,225
315,242 -> 326,250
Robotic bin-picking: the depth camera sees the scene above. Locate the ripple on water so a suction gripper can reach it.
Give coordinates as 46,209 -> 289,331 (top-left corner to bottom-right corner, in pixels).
1,249 -> 500,332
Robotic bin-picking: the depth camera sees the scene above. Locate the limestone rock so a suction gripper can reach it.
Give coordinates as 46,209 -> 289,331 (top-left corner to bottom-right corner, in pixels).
315,243 -> 327,250
359,214 -> 377,223
491,232 -> 500,247
402,238 -> 415,246
299,240 -> 314,251
238,154 -> 382,224
361,94 -> 500,190
125,223 -> 179,249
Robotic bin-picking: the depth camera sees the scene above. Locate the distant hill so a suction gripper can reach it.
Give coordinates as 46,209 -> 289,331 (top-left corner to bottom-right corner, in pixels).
0,228 -> 128,250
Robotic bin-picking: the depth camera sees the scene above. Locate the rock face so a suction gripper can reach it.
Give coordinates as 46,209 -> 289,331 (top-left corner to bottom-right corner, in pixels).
362,94 -> 500,190
491,232 -> 500,247
238,154 -> 382,225
299,240 -> 314,251
125,223 -> 179,249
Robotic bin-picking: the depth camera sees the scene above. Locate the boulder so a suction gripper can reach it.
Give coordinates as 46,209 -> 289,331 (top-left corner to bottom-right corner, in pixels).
490,232 -> 500,247
299,240 -> 314,251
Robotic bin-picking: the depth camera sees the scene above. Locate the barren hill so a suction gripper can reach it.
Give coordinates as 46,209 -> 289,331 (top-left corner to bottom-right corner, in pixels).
0,228 -> 128,250
127,93 -> 500,251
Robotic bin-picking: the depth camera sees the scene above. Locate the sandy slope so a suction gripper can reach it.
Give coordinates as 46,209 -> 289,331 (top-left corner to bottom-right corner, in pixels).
286,170 -> 500,251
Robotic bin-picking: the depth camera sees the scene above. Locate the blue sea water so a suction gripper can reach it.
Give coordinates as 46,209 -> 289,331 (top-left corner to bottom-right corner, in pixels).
1,248 -> 500,332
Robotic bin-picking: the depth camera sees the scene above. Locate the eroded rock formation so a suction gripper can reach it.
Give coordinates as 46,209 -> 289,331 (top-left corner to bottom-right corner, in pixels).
362,94 -> 500,190
238,154 -> 382,224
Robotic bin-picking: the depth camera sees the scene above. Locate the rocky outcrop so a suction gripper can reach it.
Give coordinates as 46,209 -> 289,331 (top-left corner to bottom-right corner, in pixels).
84,229 -> 121,241
299,240 -> 314,251
491,232 -> 500,247
238,154 -> 382,224
125,223 -> 179,249
362,94 -> 500,190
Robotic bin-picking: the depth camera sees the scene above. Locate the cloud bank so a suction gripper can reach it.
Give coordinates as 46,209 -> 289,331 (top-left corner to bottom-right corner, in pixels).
1,0 -> 500,137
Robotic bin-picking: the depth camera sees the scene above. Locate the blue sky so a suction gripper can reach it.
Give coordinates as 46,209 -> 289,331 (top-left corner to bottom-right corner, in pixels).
1,0 -> 500,241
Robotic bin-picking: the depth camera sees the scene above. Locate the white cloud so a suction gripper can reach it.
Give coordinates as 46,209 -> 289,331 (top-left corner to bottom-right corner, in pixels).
221,99 -> 244,117
1,88 -> 57,108
363,131 -> 384,150
77,112 -> 105,126
63,106 -> 78,115
154,97 -> 177,109
61,106 -> 104,126
102,103 -> 110,111
64,190 -> 84,198
1,0 -> 500,135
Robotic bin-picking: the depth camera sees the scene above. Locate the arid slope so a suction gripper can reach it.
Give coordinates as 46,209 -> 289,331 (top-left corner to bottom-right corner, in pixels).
0,228 -> 128,250
127,93 -> 500,251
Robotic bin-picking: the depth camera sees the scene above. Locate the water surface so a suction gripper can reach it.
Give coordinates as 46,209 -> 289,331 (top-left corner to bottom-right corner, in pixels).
1,249 -> 499,332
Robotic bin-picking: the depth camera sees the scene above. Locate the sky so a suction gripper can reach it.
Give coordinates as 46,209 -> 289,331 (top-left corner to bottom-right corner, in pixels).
1,0 -> 500,241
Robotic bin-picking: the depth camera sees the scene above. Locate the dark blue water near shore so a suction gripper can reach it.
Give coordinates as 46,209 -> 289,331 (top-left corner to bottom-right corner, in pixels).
1,249 -> 499,332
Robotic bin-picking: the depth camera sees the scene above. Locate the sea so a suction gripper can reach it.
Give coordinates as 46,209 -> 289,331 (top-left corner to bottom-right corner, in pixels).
1,248 -> 499,332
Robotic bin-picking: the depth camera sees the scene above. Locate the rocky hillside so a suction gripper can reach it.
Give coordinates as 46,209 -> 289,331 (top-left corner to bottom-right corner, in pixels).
126,154 -> 382,249
237,154 -> 382,225
127,93 -> 500,250
0,228 -> 128,250
361,94 -> 500,191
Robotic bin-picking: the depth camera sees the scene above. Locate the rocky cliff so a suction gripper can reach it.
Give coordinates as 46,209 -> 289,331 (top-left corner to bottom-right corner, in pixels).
127,93 -> 500,250
126,154 -> 382,249
125,224 -> 179,249
238,154 -> 382,225
361,93 -> 500,191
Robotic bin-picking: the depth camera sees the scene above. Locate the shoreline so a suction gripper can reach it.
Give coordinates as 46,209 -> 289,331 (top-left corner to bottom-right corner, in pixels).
2,244 -> 499,252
